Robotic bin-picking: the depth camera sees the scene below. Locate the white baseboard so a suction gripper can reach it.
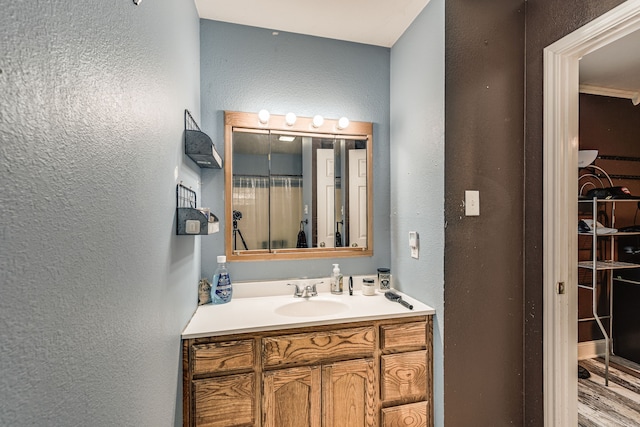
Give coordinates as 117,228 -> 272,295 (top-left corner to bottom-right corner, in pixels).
578,340 -> 606,360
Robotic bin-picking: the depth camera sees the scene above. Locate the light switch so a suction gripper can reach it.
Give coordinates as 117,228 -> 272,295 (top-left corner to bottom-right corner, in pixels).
409,231 -> 419,259
465,190 -> 480,216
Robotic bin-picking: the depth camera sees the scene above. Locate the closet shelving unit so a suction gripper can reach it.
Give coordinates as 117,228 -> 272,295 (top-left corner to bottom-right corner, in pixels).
578,197 -> 640,385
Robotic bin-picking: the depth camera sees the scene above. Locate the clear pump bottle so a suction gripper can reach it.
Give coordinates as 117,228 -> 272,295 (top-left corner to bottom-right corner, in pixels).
212,255 -> 232,304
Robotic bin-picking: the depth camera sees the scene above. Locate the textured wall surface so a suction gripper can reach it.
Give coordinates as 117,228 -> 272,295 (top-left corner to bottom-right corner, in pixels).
389,0 -> 445,424
0,1 -> 201,425
524,1 -> 626,424
444,0 -> 526,424
199,20 -> 391,282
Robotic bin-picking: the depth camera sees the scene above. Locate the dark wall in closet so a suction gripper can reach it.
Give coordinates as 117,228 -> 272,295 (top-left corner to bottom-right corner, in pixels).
580,93 -> 640,199
578,93 -> 640,342
524,1 -> 626,425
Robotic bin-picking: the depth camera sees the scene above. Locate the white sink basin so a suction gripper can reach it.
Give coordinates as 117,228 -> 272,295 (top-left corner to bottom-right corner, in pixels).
274,298 -> 350,317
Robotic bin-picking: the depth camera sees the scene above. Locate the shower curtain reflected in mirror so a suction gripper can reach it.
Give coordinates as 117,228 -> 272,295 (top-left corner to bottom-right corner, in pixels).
232,176 -> 303,250
270,176 -> 303,249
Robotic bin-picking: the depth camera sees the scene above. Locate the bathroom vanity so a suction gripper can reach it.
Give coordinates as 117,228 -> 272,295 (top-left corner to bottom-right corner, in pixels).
181,283 -> 435,427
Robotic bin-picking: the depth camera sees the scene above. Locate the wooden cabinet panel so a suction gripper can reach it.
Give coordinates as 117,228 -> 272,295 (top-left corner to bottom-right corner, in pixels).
193,340 -> 254,375
263,366 -> 321,427
380,322 -> 426,351
193,373 -> 255,427
381,402 -> 428,427
381,351 -> 427,404
184,316 -> 433,427
322,359 -> 377,427
262,326 -> 375,367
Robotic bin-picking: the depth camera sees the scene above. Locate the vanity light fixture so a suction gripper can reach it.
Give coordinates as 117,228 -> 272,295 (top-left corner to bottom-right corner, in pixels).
258,109 -> 270,124
285,112 -> 297,126
337,116 -> 350,130
312,115 -> 324,128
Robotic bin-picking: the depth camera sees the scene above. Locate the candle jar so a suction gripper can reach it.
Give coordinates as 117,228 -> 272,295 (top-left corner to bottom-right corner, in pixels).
377,268 -> 391,291
362,278 -> 376,296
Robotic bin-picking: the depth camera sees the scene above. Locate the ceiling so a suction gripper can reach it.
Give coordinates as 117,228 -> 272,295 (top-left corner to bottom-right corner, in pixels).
195,0 -> 639,103
194,0 -> 430,48
579,29 -> 640,104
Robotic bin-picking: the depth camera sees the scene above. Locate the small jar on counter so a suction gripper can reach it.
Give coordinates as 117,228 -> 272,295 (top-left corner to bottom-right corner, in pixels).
377,268 -> 391,291
362,278 -> 376,296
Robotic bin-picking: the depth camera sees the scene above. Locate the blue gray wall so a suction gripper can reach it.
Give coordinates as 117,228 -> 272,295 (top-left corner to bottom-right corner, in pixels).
0,1 -> 201,425
390,0 -> 445,425
199,20 -> 391,282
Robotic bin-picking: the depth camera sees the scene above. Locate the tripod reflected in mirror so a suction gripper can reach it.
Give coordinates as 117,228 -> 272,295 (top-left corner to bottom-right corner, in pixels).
232,210 -> 248,250
335,220 -> 343,247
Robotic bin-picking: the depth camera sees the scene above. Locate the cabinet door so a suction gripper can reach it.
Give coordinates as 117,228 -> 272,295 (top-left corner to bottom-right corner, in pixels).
193,373 -> 255,427
381,351 -> 427,404
263,366 -> 321,427
322,359 -> 377,427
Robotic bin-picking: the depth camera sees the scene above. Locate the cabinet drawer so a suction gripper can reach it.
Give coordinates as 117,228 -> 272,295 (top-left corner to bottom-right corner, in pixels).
380,321 -> 427,350
192,340 -> 254,375
193,373 -> 255,427
263,326 -> 375,367
381,351 -> 428,403
381,401 -> 428,427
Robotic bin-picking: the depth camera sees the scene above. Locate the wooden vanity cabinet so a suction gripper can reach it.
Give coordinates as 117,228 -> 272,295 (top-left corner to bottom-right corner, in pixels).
183,316 -> 432,427
183,339 -> 258,427
379,321 -> 432,427
262,326 -> 377,427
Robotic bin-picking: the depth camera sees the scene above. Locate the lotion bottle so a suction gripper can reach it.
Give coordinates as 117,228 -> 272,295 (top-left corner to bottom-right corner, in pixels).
331,263 -> 343,294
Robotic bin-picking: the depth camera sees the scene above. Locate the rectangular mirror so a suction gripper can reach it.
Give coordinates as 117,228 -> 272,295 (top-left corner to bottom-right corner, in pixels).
224,111 -> 373,261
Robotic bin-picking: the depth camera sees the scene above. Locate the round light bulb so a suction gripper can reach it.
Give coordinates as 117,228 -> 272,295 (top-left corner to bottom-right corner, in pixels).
258,109 -> 270,124
312,115 -> 324,128
337,116 -> 350,130
285,112 -> 297,126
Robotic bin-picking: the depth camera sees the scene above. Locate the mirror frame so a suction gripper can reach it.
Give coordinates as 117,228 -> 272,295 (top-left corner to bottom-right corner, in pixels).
224,111 -> 373,262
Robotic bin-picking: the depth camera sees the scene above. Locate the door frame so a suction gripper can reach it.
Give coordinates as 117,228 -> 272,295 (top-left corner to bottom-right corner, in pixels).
543,1 -> 640,425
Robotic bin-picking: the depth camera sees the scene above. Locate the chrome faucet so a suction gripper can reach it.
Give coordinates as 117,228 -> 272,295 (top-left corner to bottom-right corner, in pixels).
288,283 -> 319,298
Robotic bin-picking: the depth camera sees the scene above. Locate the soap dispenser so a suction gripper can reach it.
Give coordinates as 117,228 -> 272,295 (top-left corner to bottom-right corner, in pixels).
331,264 -> 343,294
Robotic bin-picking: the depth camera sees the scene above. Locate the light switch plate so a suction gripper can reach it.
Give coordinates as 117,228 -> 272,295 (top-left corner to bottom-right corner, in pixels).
409,231 -> 419,259
465,190 -> 480,216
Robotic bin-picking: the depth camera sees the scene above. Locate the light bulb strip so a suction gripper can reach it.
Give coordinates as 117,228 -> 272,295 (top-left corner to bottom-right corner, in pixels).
256,110 -> 350,130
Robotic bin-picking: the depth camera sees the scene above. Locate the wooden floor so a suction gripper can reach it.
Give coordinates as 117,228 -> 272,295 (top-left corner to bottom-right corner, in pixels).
578,356 -> 640,427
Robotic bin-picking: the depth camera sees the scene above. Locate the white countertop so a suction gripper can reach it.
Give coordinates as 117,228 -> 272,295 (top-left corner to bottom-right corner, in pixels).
182,279 -> 435,339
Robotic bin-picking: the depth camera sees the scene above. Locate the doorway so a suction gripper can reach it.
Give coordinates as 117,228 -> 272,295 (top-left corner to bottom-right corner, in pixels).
543,1 -> 640,425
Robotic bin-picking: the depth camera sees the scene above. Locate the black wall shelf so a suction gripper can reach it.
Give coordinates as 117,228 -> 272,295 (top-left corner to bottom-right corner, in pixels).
176,183 -> 219,235
184,109 -> 222,169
